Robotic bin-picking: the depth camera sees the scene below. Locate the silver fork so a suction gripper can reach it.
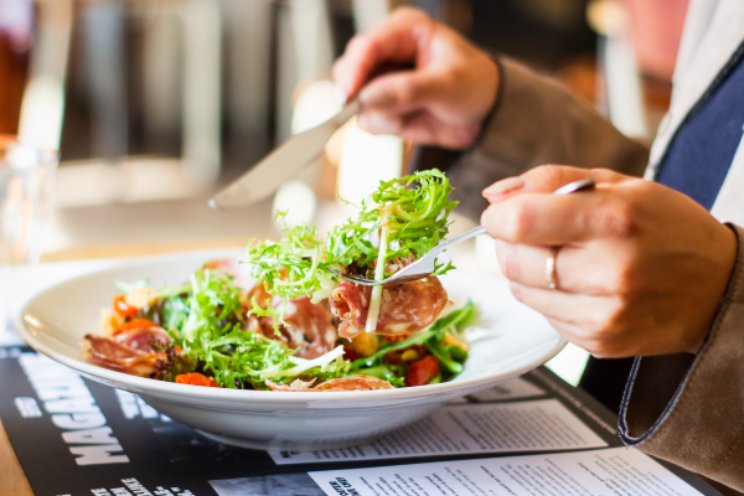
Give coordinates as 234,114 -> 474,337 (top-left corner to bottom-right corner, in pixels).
342,178 -> 596,286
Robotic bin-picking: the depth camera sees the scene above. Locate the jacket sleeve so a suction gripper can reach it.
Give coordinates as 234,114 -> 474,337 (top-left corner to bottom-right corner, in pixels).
618,223 -> 744,494
448,57 -> 650,220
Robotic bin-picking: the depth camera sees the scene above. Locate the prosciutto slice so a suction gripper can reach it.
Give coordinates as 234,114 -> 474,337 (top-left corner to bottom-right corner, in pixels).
114,323 -> 170,352
83,322 -> 171,377
84,336 -> 164,377
312,375 -> 393,391
266,375 -> 393,392
330,277 -> 448,339
247,284 -> 337,359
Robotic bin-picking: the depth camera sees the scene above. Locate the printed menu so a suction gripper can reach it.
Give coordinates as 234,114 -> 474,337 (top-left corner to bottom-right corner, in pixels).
269,399 -> 607,465
304,447 -> 706,496
0,346 -> 719,496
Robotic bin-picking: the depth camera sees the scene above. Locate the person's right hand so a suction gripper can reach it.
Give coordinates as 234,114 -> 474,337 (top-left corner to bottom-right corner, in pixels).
333,7 -> 499,149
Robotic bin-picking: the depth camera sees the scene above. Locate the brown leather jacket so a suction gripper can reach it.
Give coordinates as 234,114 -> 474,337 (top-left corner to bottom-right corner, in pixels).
450,56 -> 744,494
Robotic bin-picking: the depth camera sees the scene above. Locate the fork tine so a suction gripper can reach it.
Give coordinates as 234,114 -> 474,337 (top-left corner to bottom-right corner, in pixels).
342,275 -> 378,286
342,254 -> 437,286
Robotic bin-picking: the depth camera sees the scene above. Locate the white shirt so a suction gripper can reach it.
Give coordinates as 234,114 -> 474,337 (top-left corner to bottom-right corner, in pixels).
645,0 -> 744,225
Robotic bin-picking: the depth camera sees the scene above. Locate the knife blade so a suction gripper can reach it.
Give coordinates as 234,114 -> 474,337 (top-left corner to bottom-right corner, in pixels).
208,99 -> 359,209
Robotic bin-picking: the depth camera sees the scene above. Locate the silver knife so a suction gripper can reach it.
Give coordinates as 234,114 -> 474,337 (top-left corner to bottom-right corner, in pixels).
209,99 -> 359,209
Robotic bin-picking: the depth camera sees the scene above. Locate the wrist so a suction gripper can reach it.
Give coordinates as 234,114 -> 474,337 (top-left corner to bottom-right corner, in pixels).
684,222 -> 739,354
464,53 -> 503,150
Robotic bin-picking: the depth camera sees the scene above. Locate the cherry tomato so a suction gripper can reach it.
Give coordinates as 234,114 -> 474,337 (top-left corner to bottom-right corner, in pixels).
113,318 -> 159,335
174,372 -> 219,387
405,355 -> 440,387
113,295 -> 139,319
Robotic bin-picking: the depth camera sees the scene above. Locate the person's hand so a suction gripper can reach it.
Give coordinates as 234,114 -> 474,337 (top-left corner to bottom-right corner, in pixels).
480,165 -> 738,358
333,7 -> 498,149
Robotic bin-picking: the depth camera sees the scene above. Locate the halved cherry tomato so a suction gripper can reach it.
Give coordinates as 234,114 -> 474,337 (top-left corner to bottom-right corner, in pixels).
113,295 -> 139,319
405,355 -> 440,387
174,373 -> 219,387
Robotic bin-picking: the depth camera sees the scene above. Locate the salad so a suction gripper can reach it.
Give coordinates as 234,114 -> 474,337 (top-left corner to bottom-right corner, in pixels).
83,169 -> 477,391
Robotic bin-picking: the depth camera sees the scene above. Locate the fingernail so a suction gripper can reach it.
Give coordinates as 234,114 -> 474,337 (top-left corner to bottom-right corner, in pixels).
482,177 -> 524,200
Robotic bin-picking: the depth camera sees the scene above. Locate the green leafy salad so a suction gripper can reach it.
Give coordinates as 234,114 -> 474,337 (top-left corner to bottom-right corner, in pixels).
83,169 -> 478,391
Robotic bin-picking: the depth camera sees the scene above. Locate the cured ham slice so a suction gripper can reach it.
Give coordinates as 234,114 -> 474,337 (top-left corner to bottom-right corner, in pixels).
313,375 -> 393,391
83,322 -> 170,377
83,334 -> 165,377
266,375 -> 392,392
247,284 -> 337,359
330,277 -> 448,339
113,321 -> 170,352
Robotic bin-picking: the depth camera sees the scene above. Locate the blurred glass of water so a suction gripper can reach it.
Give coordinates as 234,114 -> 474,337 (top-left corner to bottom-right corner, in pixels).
0,135 -> 57,334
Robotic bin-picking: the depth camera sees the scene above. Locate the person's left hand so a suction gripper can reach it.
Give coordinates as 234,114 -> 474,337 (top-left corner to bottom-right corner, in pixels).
480,165 -> 738,358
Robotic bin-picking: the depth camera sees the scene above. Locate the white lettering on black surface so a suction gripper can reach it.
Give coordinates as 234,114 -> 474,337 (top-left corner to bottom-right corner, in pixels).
18,353 -> 130,465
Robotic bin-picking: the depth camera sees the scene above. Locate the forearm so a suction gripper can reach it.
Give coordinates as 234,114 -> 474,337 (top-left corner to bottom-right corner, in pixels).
619,223 -> 744,493
450,57 -> 650,220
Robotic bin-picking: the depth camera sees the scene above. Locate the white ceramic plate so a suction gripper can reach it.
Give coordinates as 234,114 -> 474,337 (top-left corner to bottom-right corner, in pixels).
20,250 -> 564,451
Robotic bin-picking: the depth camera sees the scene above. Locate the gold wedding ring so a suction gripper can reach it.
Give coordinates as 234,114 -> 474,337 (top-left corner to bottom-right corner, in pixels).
546,246 -> 560,290
539,179 -> 594,291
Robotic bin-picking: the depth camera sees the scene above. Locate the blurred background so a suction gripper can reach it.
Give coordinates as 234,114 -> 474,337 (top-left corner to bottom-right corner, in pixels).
0,0 -> 687,259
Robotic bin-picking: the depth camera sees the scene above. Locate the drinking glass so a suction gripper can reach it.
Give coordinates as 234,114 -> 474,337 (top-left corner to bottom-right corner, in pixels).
0,135 -> 57,338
